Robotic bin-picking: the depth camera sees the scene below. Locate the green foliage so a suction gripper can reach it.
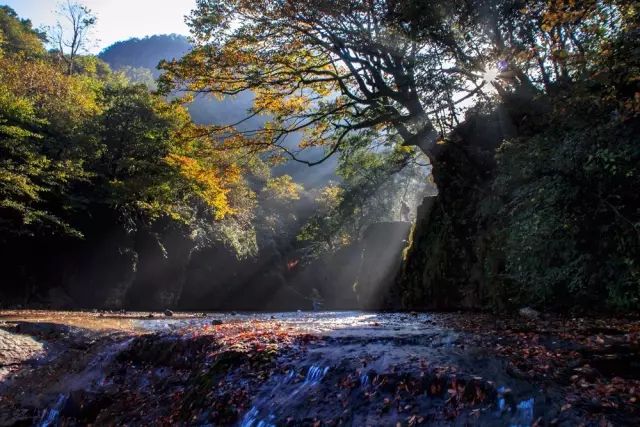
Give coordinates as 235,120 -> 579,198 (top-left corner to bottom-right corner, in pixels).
0,8 -> 259,244
117,66 -> 157,89
298,141 -> 430,256
0,6 -> 46,56
0,77 -> 77,235
487,110 -> 640,311
0,52 -> 97,236
481,21 -> 640,311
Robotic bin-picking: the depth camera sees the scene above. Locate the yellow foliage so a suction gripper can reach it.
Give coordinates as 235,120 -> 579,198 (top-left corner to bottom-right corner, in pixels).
0,55 -> 100,129
316,184 -> 343,209
254,91 -> 310,115
263,175 -> 303,201
166,153 -> 240,219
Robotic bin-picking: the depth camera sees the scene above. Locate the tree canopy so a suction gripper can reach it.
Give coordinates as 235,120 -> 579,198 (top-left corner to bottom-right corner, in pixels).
0,6 -> 259,240
160,0 -> 636,165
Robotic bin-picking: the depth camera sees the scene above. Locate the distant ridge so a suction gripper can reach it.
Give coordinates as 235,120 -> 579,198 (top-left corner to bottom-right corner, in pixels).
99,34 -> 191,76
98,34 -> 337,186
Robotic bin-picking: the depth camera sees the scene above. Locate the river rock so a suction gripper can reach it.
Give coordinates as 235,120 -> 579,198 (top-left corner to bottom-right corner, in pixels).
164,309 -> 173,317
519,307 -> 540,319
211,319 -> 223,326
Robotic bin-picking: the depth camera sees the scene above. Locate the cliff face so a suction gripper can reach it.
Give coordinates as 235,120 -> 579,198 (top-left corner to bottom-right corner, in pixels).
396,80 -> 640,313
394,106 -> 515,311
356,221 -> 412,309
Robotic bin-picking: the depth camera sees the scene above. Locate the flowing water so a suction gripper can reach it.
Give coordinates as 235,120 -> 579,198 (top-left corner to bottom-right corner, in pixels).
36,394 -> 67,427
2,311 -> 541,426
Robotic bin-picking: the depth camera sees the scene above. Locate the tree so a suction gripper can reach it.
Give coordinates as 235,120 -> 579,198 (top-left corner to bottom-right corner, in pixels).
161,0 -> 632,170
0,54 -> 97,237
160,0 -> 451,163
298,142 -> 430,256
94,83 -> 258,229
0,6 -> 47,56
50,1 -> 97,75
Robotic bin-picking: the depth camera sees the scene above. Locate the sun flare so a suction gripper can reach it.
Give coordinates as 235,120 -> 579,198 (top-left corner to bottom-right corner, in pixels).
482,67 -> 501,84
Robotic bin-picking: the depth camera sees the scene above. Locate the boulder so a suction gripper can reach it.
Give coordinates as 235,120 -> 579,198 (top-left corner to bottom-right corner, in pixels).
518,307 -> 540,319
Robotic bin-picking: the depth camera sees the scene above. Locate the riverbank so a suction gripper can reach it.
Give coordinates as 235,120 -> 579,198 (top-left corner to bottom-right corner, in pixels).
0,311 -> 638,426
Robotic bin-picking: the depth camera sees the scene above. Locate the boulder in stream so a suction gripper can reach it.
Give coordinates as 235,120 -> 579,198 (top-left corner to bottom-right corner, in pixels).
518,307 -> 540,319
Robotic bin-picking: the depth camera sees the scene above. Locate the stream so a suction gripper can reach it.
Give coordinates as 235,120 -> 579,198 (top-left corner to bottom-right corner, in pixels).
1,310 -> 623,426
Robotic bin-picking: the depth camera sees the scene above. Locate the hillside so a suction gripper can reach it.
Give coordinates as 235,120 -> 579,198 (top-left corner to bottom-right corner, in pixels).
98,34 -> 337,187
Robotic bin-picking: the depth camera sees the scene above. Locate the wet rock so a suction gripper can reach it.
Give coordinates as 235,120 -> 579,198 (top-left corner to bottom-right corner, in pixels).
62,390 -> 113,423
0,328 -> 44,379
519,307 -> 540,319
211,319 -> 223,326
14,322 -> 71,337
147,313 -> 154,318
164,309 -> 173,317
231,311 -> 237,316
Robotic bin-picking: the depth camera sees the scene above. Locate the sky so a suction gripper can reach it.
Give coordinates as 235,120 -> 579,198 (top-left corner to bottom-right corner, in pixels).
2,0 -> 196,53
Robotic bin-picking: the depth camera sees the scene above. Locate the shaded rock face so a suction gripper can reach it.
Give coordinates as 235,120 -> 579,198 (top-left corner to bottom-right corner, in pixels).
66,230 -> 138,310
1,213 -> 411,310
287,243 -> 363,310
125,222 -> 194,310
395,106 -> 514,311
0,208 -> 139,310
176,243 -> 303,311
356,222 -> 411,309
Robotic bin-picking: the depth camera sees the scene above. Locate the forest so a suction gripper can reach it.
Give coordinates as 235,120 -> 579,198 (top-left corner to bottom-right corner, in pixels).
1,0 -> 638,313
0,0 -> 639,425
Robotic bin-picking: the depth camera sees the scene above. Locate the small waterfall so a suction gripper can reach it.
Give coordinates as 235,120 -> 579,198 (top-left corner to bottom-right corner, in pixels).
35,337 -> 134,426
304,365 -> 329,385
38,394 -> 67,427
239,365 -> 330,427
511,398 -> 534,427
239,407 -> 276,427
284,369 -> 295,383
495,386 -> 535,427
360,373 -> 369,387
496,386 -> 507,412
